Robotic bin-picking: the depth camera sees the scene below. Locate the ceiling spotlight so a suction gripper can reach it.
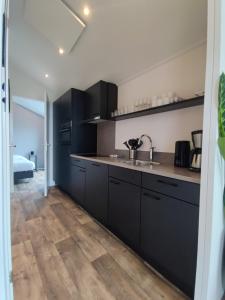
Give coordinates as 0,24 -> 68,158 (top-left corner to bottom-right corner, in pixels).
59,47 -> 65,55
45,74 -> 49,78
83,6 -> 90,16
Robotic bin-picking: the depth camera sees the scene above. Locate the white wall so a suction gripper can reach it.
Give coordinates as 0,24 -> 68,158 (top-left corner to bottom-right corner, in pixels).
13,104 -> 44,168
9,63 -> 45,100
9,63 -> 55,185
116,44 -> 206,152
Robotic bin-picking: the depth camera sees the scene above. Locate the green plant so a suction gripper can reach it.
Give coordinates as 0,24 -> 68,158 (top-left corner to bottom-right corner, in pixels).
218,73 -> 225,159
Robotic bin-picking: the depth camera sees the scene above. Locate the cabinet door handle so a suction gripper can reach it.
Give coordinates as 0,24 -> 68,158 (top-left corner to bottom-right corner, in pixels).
157,179 -> 178,187
143,192 -> 160,201
110,179 -> 120,185
79,169 -> 86,173
92,163 -> 101,167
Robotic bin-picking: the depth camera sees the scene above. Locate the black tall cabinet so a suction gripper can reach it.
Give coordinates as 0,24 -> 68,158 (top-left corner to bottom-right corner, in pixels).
53,89 -> 97,193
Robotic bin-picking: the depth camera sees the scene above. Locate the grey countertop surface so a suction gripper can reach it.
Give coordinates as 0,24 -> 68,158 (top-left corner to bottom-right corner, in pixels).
70,154 -> 201,184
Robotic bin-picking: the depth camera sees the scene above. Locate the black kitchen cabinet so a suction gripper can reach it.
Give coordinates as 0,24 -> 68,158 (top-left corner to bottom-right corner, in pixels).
85,161 -> 108,224
142,173 -> 200,206
53,88 -> 97,194
57,145 -> 71,193
70,164 -> 86,206
85,81 -> 117,122
71,157 -> 87,169
109,165 -> 141,186
141,188 -> 199,297
70,89 -> 97,154
108,177 -> 141,248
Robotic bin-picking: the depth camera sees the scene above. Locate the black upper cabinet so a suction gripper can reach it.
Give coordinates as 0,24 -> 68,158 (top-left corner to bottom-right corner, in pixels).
85,81 -> 117,122
85,161 -> 108,224
70,89 -> 97,154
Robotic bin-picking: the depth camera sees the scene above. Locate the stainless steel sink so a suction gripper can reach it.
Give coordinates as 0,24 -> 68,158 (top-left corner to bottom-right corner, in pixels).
122,160 -> 160,166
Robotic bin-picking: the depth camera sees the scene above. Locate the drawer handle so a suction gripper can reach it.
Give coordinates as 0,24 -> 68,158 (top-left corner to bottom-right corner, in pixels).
143,192 -> 160,201
157,179 -> 178,187
110,179 -> 120,185
79,169 -> 86,173
92,163 -> 101,167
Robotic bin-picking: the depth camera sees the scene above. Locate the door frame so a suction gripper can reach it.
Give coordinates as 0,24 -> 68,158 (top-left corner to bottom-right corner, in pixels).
195,0 -> 225,299
44,90 -> 50,196
0,0 -> 13,299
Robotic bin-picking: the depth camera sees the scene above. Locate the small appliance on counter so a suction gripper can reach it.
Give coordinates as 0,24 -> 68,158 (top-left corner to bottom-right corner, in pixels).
174,141 -> 190,168
190,130 -> 203,172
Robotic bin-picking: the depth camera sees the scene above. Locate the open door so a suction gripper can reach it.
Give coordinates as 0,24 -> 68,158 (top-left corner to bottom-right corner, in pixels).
44,90 -> 50,197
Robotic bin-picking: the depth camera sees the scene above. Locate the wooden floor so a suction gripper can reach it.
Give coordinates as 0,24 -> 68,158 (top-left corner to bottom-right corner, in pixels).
12,173 -> 188,300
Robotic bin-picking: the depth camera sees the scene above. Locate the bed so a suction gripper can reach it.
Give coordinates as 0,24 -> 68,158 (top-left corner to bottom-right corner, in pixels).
13,155 -> 35,183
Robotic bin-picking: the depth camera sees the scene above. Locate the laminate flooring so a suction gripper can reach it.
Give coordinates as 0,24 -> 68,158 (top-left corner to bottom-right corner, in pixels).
12,174 -> 188,300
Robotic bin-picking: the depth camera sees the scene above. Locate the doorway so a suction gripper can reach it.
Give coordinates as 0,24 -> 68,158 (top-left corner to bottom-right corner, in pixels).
11,96 -> 45,195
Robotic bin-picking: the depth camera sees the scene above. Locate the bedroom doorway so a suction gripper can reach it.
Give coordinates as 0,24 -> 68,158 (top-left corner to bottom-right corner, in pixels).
11,96 -> 46,196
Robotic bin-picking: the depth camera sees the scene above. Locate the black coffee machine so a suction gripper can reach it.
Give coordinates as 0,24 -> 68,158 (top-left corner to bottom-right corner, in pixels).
189,130 -> 203,172
174,141 -> 191,168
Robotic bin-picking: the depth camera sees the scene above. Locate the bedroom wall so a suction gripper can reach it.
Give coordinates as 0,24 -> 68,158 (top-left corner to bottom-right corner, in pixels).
9,63 -> 55,186
13,103 -> 44,169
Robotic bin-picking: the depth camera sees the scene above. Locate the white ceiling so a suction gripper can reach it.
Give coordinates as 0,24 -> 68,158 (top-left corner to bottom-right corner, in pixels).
9,0 -> 207,99
24,0 -> 85,54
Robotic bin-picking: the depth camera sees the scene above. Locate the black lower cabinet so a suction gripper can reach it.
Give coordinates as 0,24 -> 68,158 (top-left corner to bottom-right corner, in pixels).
140,188 -> 199,298
108,178 -> 141,248
85,161 -> 108,224
70,165 -> 86,206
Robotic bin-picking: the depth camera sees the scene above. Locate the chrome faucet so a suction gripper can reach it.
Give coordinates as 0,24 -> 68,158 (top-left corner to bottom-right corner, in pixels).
139,134 -> 154,162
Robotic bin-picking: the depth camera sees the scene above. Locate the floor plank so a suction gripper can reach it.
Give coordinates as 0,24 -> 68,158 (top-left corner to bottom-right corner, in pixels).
84,221 -> 187,300
71,206 -> 93,225
56,238 -> 115,300
36,200 -> 70,244
19,192 -> 41,221
11,196 -> 29,245
71,225 -> 107,262
93,253 -> 150,300
26,218 -> 79,300
12,240 -> 47,300
50,202 -> 81,233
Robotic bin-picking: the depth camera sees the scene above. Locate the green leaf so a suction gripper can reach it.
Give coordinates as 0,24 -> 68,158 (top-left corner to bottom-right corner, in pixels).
218,73 -> 225,137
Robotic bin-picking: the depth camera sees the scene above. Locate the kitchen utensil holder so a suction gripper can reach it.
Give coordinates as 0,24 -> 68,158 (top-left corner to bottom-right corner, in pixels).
129,149 -> 137,160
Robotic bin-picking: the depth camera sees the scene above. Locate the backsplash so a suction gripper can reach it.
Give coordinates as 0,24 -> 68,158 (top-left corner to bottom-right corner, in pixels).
115,149 -> 175,164
97,121 -> 175,164
97,121 -> 116,156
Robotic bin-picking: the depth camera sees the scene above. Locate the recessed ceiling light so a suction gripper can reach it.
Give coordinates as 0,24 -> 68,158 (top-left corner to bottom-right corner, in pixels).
45,74 -> 49,78
59,47 -> 65,55
83,6 -> 90,16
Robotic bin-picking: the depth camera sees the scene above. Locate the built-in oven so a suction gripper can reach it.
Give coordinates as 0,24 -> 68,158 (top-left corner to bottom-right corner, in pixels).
59,121 -> 72,145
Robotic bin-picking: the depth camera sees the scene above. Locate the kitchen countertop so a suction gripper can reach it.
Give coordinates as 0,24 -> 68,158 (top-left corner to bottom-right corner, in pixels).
70,154 -> 201,184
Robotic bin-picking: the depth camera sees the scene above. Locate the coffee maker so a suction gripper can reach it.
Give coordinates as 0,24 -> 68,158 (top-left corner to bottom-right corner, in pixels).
190,130 -> 203,172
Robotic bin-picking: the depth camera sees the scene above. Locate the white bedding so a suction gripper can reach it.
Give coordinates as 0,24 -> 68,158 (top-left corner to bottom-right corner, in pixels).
13,155 -> 35,172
